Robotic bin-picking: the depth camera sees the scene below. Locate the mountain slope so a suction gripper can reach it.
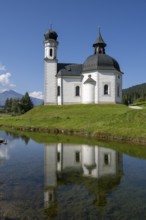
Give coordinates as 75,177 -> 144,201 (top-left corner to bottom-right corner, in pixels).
0,90 -> 43,106
123,83 -> 146,103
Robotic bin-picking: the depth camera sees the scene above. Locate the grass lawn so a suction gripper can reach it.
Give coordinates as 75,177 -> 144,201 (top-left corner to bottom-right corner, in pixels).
0,104 -> 146,143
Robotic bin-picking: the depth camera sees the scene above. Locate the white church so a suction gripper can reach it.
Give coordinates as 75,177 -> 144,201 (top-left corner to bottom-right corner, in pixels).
44,28 -> 123,105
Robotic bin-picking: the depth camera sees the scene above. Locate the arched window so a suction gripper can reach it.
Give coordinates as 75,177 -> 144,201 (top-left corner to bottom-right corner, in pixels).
104,84 -> 109,95
57,86 -> 60,96
75,86 -> 80,96
50,48 -> 53,57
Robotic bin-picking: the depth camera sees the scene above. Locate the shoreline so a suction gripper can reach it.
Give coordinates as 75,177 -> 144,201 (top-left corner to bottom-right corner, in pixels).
1,125 -> 146,145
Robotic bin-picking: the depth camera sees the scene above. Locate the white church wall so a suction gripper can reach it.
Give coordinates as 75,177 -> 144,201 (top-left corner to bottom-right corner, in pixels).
82,83 -> 95,103
115,72 -> 122,103
82,72 -> 98,104
44,59 -> 57,104
98,71 -> 116,103
62,77 -> 82,104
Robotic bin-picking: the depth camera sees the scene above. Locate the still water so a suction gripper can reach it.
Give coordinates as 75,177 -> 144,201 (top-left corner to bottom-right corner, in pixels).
0,130 -> 146,220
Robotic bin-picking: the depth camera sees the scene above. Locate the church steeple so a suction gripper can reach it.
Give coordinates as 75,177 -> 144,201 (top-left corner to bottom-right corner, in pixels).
93,30 -> 106,54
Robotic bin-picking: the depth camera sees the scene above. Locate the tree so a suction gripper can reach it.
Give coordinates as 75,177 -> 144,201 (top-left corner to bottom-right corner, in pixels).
4,98 -> 13,113
4,92 -> 34,114
20,92 -> 33,113
11,98 -> 20,114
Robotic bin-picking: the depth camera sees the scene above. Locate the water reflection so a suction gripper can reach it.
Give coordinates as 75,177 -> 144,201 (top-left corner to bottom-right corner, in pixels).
44,144 -> 123,218
0,131 -> 30,166
2,130 -> 146,219
0,144 -> 9,165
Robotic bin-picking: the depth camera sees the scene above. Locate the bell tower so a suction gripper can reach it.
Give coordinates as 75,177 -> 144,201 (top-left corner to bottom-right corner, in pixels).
44,28 -> 58,105
93,30 -> 106,54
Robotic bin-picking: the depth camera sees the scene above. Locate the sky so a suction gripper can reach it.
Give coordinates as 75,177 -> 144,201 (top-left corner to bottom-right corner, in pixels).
0,0 -> 146,99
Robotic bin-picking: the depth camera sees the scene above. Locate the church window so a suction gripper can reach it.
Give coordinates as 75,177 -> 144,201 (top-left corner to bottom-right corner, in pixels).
50,48 -> 53,57
57,152 -> 60,162
57,86 -> 60,96
49,193 -> 53,201
104,153 -> 111,165
104,84 -> 109,95
75,86 -> 80,96
75,151 -> 80,163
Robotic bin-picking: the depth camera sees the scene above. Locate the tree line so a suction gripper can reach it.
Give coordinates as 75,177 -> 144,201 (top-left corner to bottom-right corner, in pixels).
122,83 -> 146,105
4,92 -> 33,114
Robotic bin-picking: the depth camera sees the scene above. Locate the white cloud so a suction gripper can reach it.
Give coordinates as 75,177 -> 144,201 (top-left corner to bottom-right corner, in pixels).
29,91 -> 44,99
0,72 -> 15,92
0,64 -> 6,71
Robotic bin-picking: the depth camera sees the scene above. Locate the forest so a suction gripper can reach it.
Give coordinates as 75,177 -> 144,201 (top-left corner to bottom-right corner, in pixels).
4,92 -> 34,114
122,83 -> 146,105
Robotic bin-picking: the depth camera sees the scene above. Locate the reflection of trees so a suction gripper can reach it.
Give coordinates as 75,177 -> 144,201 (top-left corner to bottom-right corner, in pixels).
5,131 -> 30,145
94,174 -> 122,213
44,170 -> 123,218
44,200 -> 58,220
59,171 -> 122,212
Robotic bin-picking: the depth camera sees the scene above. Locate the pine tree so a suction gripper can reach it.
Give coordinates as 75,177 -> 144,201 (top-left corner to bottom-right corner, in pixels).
20,92 -> 33,113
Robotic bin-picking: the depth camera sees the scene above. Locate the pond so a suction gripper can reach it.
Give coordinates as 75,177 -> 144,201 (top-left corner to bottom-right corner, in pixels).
0,130 -> 146,220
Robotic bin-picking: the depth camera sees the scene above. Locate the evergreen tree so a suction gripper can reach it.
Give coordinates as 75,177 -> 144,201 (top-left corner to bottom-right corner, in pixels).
11,98 -> 21,114
20,92 -> 33,113
4,92 -> 33,114
4,98 -> 10,112
4,98 -> 12,113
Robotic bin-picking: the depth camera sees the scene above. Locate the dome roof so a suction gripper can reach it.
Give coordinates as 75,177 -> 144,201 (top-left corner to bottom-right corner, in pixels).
44,29 -> 58,41
83,53 -> 120,72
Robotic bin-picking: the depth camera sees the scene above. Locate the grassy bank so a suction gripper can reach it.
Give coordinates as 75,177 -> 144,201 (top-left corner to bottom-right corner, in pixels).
0,104 -> 146,143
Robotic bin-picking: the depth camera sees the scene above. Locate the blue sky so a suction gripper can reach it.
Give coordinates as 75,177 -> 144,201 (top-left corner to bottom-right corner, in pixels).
0,0 -> 146,99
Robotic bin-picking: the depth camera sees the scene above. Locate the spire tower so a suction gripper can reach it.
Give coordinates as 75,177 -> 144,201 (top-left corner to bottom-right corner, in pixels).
93,30 -> 106,54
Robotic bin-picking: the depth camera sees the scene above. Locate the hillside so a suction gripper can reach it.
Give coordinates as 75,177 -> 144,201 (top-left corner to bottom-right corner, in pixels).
123,83 -> 146,104
0,90 -> 43,106
1,104 -> 146,144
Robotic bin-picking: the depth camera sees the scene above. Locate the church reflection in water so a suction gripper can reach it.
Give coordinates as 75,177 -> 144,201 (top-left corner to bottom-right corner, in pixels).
44,143 -> 123,216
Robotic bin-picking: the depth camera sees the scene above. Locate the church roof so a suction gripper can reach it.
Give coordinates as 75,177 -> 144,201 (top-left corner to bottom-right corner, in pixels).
84,75 -> 96,84
83,53 -> 120,72
57,31 -> 122,75
83,30 -> 121,73
93,31 -> 106,48
44,29 -> 58,41
57,63 -> 82,77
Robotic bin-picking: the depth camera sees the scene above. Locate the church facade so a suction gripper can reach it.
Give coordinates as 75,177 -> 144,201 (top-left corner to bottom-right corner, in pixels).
44,29 -> 123,105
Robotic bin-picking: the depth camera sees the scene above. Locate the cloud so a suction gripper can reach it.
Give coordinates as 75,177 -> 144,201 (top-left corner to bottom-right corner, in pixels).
29,91 -> 44,99
0,64 -> 6,71
0,72 -> 15,92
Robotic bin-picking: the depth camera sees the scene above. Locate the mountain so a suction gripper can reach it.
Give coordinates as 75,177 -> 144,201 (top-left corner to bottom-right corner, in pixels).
123,83 -> 146,103
0,90 -> 43,106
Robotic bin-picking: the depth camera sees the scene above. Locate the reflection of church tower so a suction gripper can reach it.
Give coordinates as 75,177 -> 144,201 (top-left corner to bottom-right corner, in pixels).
44,144 -> 57,208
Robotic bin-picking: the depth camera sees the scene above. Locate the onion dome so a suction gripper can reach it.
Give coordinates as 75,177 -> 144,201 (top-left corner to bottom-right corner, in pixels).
44,29 -> 58,41
83,31 -> 120,72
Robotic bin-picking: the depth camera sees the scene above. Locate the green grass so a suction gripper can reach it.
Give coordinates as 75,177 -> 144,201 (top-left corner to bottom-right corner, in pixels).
0,104 -> 146,143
